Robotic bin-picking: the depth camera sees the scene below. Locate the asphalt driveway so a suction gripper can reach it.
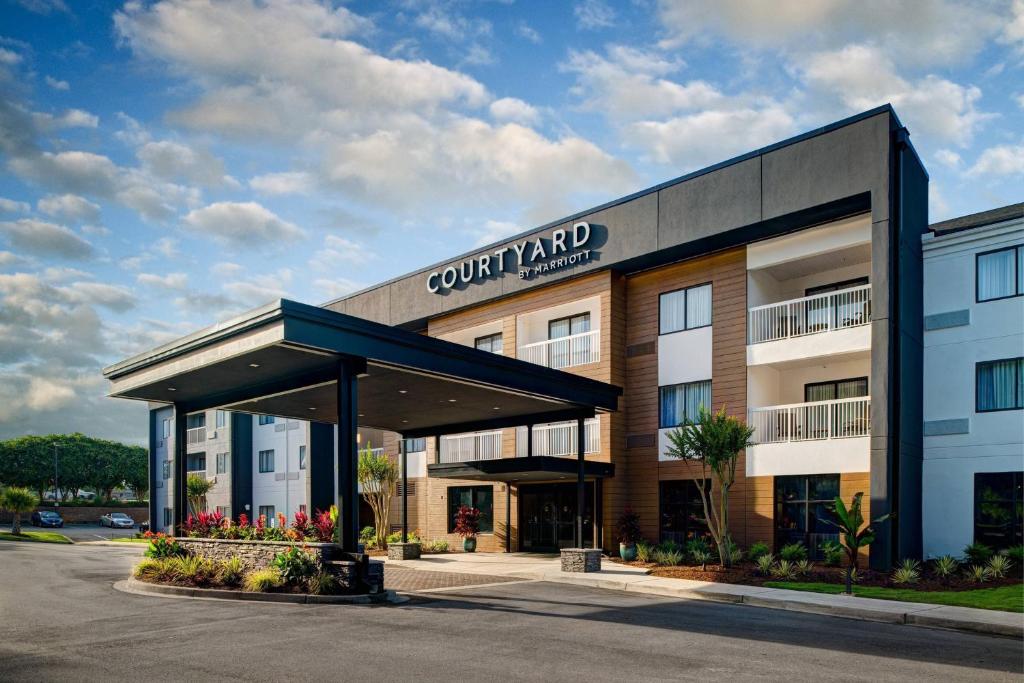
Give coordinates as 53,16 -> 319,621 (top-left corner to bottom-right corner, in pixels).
0,541 -> 1020,682
1,523 -> 139,542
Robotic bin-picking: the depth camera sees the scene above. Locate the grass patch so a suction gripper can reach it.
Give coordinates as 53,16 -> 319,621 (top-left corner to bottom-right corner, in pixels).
107,537 -> 149,543
764,580 -> 1023,613
0,530 -> 73,544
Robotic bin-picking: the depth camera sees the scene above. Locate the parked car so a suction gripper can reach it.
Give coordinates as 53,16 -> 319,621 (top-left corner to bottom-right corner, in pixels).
30,511 -> 64,528
100,512 -> 135,528
138,521 -> 150,534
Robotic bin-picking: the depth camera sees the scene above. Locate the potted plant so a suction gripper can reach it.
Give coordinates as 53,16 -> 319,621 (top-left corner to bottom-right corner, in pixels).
454,505 -> 480,552
617,507 -> 642,561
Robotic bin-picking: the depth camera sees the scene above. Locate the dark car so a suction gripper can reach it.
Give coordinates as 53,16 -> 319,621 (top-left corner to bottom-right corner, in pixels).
31,511 -> 64,528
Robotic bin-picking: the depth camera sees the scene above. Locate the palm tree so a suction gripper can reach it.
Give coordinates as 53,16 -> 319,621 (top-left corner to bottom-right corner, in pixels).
2,487 -> 38,535
185,474 -> 214,516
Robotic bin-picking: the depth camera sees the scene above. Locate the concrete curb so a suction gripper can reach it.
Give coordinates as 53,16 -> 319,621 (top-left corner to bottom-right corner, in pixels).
118,578 -> 407,605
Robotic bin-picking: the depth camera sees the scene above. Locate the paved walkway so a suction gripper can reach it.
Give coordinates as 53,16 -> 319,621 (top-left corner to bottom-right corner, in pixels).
386,553 -> 1023,638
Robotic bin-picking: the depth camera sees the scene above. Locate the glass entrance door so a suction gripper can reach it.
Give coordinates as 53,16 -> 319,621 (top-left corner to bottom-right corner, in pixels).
518,483 -> 594,552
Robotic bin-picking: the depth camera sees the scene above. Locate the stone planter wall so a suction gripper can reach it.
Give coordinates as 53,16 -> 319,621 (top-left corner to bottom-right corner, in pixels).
560,548 -> 602,573
387,542 -> 421,560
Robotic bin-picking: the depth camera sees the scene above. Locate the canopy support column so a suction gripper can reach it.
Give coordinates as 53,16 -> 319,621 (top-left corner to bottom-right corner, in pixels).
400,437 -> 408,543
172,404 -> 187,534
575,415 -> 585,548
505,484 -> 512,552
336,359 -> 363,553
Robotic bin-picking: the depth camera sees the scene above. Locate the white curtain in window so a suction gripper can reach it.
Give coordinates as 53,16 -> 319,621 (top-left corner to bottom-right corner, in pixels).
978,359 -> 1019,410
660,290 -> 686,334
687,284 -> 712,328
1017,247 -> 1023,294
978,250 -> 1016,300
685,380 -> 712,419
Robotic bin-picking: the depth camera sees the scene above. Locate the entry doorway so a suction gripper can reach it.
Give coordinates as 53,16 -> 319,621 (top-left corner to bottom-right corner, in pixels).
518,482 -> 594,552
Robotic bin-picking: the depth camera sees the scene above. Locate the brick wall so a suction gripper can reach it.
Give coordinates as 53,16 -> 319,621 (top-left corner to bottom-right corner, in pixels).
0,506 -> 148,525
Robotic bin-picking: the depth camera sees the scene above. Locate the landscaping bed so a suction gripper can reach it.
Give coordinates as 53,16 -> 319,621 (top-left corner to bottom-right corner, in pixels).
0,530 -> 72,544
763,581 -> 1024,613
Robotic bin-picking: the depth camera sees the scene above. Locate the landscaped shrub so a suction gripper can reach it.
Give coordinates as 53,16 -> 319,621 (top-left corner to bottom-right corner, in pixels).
133,558 -> 163,581
719,541 -> 743,565
244,568 -> 283,592
271,546 -> 318,584
359,525 -> 376,546
690,548 -> 713,570
683,537 -> 708,560
963,542 -> 994,566
218,557 -> 244,587
386,529 -> 421,545
652,547 -> 684,566
795,559 -> 813,577
779,542 -> 808,562
986,554 -> 1013,579
932,555 -> 959,580
966,564 -> 991,583
306,571 -> 339,595
891,559 -> 921,585
770,559 -> 797,580
658,539 -> 681,555
819,540 -> 844,567
1001,545 -> 1023,565
143,532 -> 184,559
422,539 -> 449,553
616,507 -> 642,546
310,510 -> 336,543
635,541 -> 653,563
747,541 -> 771,561
755,553 -> 775,575
167,555 -> 218,586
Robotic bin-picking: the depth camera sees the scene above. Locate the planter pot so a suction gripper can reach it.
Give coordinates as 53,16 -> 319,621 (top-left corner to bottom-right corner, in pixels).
463,537 -> 477,553
619,543 -> 637,562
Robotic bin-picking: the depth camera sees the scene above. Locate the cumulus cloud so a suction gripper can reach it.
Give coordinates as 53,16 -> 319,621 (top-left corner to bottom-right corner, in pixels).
489,97 -> 540,125
313,276 -> 364,302
37,194 -> 101,223
137,140 -> 237,187
0,218 -> 94,259
33,108 -> 99,130
0,197 -> 30,214
472,219 -> 521,248
137,271 -> 189,290
182,201 -> 306,245
934,149 -> 962,169
222,268 -> 293,307
249,171 -> 314,195
309,235 -> 376,270
44,75 -> 69,90
967,144 -> 1024,176
514,21 -> 541,43
575,0 -> 616,30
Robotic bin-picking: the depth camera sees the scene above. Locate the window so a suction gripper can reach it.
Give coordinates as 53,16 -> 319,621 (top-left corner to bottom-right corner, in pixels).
974,472 -> 1023,550
258,449 -> 275,473
186,413 -> 206,429
804,377 -> 869,402
186,453 -> 206,472
217,506 -> 230,518
298,445 -> 307,470
258,415 -> 275,425
775,474 -> 840,559
162,419 -> 170,439
216,452 -> 228,475
659,380 -> 711,428
403,438 -> 426,453
447,486 -> 493,533
215,410 -> 227,428
977,245 -> 1023,302
548,312 -> 590,339
162,460 -> 171,480
659,283 -> 712,334
977,358 -> 1023,412
163,508 -> 172,528
474,332 -> 503,354
258,505 -> 276,525
805,277 -> 870,331
659,479 -> 709,544
299,504 -> 307,514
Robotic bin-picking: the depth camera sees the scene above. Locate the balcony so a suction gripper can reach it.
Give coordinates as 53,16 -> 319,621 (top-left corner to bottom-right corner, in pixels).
749,285 -> 871,344
517,329 -> 599,369
516,419 -> 599,457
186,427 -> 206,445
746,397 -> 871,477
439,431 -> 502,463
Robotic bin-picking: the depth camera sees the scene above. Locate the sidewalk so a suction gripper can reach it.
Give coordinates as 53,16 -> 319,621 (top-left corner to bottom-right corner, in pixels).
384,553 -> 1023,639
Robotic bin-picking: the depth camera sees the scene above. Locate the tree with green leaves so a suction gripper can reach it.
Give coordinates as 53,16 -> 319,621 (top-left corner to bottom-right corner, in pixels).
823,492 -> 891,594
2,487 -> 38,535
663,406 -> 754,568
357,442 -> 399,550
186,474 -> 214,516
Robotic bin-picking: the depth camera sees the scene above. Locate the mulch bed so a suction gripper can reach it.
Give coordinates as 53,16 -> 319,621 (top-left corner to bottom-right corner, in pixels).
610,557 -> 1023,592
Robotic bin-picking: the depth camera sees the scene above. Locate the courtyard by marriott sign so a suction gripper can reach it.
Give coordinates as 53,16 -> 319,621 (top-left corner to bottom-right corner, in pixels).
427,221 -> 593,294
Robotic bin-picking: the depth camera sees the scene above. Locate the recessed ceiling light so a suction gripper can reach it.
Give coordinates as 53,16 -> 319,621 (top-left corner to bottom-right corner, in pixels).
447,399 -> 457,403
398,389 -> 408,394
167,387 -> 177,392
308,407 -> 316,411
249,363 -> 260,368
492,406 -> 500,410
401,419 -> 408,424
358,413 -> 364,417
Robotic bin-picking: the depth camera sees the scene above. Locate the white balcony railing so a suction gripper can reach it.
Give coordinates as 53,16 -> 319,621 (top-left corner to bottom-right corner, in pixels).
439,431 -> 503,463
750,397 -> 870,444
516,419 -> 600,457
748,285 -> 871,345
186,427 -> 206,445
517,329 -> 600,369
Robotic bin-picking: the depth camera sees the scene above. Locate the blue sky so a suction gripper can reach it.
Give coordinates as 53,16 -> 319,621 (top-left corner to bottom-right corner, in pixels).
0,0 -> 1022,443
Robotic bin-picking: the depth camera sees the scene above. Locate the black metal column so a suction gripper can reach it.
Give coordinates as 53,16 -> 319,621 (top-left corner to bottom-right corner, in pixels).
575,416 -> 585,548
434,435 -> 441,464
527,424 -> 533,457
172,404 -> 187,534
594,478 -> 603,550
400,437 -> 408,543
505,484 -> 512,552
336,360 -> 360,553
147,409 -> 158,534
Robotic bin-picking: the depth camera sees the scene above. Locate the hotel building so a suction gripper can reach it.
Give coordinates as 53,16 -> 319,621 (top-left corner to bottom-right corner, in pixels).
143,105 -> 936,570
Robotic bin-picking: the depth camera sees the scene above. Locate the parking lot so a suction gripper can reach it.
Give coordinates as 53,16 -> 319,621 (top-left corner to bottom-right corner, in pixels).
2,522 -> 140,542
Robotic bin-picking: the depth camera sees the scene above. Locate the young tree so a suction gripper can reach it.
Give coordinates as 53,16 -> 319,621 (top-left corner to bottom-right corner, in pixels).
185,474 -> 214,516
357,443 -> 399,549
823,492 -> 891,594
663,406 -> 754,568
2,487 -> 38,535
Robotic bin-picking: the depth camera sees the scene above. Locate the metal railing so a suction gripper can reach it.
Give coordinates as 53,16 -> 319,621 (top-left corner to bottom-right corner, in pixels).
748,285 -> 871,345
439,431 -> 503,463
517,329 -> 600,369
750,397 -> 871,444
516,419 -> 600,457
186,427 -> 206,445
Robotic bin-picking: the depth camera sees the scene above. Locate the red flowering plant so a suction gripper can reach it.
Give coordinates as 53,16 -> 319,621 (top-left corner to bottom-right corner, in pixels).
143,531 -> 184,559
182,514 -> 196,537
312,509 -> 335,543
254,514 -> 267,540
292,510 -> 312,537
453,506 -> 481,539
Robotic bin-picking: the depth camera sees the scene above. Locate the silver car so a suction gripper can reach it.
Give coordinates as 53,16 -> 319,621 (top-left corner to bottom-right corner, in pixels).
100,512 -> 135,528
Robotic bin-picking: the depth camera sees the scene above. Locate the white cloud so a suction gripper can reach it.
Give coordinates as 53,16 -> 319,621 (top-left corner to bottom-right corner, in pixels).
24,376 -> 76,411
137,271 -> 189,290
472,219 -> 521,248
0,250 -> 29,267
514,21 -> 541,43
249,171 -> 314,195
62,281 -> 137,312
152,237 -> 178,257
33,108 -> 99,130
0,197 -> 30,213
574,0 -> 616,30
37,193 -> 102,223
967,144 -> 1024,176
309,235 -> 376,270
314,277 -> 364,302
1016,93 -> 1024,109
934,149 -> 962,169
489,97 -> 540,125
80,224 -> 111,237
0,218 -> 94,259
222,268 -> 293,307
182,201 -> 305,245
0,48 -> 22,66
119,255 -> 148,271
212,261 -> 242,277
44,75 -> 69,90
137,140 -> 237,187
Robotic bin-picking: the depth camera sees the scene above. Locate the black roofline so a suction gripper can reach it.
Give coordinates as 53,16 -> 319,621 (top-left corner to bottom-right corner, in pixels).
322,104 -> 904,309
